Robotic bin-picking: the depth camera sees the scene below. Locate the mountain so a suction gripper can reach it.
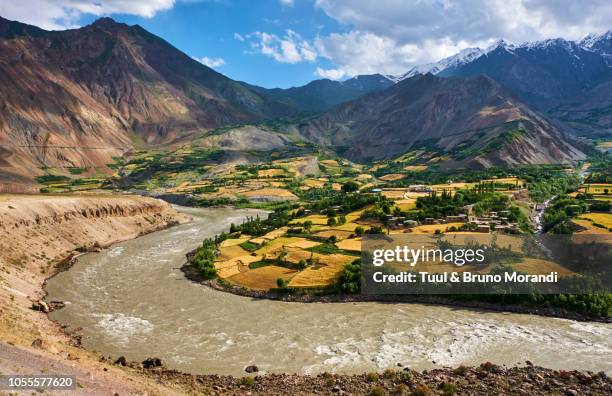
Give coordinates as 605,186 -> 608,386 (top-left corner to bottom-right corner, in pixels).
580,31 -> 612,64
390,47 -> 485,82
439,38 -> 612,110
299,74 -> 587,167
246,74 -> 394,113
0,16 -> 292,186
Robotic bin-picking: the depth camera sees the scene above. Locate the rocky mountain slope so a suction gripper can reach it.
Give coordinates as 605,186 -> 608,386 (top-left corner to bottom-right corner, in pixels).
0,16 -> 292,187
300,74 -> 587,167
247,74 -> 393,113
392,33 -> 612,138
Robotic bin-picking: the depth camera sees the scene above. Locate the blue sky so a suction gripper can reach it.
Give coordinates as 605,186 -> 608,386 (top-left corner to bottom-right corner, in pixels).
3,1 -> 612,88
76,0 -> 345,88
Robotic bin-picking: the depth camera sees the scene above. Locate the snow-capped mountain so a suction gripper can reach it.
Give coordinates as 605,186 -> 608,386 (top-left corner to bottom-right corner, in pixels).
388,47 -> 486,82
391,31 -> 612,82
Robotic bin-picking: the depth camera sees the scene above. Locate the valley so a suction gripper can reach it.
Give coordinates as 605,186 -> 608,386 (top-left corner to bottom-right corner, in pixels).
0,11 -> 611,396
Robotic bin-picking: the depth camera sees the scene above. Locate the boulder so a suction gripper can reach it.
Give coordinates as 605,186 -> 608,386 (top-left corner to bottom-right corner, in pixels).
245,365 -> 259,373
142,357 -> 163,369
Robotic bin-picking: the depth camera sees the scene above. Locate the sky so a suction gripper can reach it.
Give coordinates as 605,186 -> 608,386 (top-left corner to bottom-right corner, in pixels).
1,0 -> 612,88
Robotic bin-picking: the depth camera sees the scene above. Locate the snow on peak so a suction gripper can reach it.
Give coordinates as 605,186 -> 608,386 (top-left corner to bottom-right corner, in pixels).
579,30 -> 612,50
390,47 -> 485,82
388,31 -> 612,84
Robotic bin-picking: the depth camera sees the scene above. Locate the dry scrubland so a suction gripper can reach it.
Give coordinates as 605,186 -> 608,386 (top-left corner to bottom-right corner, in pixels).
0,194 -> 189,394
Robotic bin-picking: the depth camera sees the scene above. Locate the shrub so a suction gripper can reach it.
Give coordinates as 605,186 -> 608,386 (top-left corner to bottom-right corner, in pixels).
383,368 -> 395,379
240,376 -> 255,387
276,278 -> 288,288
369,386 -> 385,396
367,372 -> 379,382
440,382 -> 457,395
342,181 -> 359,193
411,384 -> 431,396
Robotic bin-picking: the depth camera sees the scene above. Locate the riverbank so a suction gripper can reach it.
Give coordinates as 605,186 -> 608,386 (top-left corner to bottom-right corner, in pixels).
0,193 -> 191,394
182,254 -> 611,323
103,357 -> 612,395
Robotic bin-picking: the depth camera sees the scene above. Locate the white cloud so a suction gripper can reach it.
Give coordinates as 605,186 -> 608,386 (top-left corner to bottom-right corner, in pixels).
0,0 -> 175,30
313,0 -> 612,76
315,67 -> 345,80
250,30 -> 317,64
280,0 -> 294,6
233,32 -> 245,41
194,56 -> 226,68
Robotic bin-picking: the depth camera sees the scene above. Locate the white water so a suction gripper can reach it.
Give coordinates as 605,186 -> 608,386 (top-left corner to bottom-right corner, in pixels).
45,206 -> 612,376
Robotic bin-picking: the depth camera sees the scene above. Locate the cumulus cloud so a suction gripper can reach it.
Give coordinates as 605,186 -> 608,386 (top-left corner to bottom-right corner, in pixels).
0,0 -> 175,30
250,30 -> 317,64
313,0 -> 612,76
194,56 -> 226,68
315,67 -> 345,80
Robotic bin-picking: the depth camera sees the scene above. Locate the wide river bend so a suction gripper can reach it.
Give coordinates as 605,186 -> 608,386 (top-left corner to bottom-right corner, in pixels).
46,207 -> 611,376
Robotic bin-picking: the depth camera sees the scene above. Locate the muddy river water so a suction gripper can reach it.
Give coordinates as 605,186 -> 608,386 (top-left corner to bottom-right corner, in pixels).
46,206 -> 611,376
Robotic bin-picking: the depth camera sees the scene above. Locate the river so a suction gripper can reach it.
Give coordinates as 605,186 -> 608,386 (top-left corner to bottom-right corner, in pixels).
45,206 -> 612,376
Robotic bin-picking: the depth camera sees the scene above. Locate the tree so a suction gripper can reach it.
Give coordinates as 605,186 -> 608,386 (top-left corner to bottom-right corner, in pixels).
355,226 -> 365,236
276,278 -> 288,288
341,181 -> 359,193
327,217 -> 337,226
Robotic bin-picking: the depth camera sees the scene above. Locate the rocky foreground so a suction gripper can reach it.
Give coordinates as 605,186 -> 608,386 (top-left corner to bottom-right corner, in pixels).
110,357 -> 611,395
0,194 -> 190,394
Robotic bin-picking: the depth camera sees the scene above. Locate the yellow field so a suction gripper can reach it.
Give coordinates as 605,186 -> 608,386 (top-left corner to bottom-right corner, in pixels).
356,173 -> 373,180
410,222 -> 465,234
315,229 -> 353,240
430,182 -> 475,191
336,238 -> 362,251
290,214 -> 329,225
215,254 -> 262,278
320,159 -> 339,167
577,213 -> 612,228
219,237 -> 250,247
394,199 -> 416,211
404,165 -> 428,172
379,173 -> 405,181
218,244 -> 250,261
572,219 -> 610,234
596,141 -> 612,148
254,236 -> 304,255
331,183 -> 342,191
286,239 -> 321,249
328,222 -> 363,232
581,184 -> 612,194
258,169 -> 286,177
288,254 -> 354,287
303,179 -> 326,188
228,265 -> 297,290
512,258 -> 575,277
243,188 -> 298,199
381,189 -> 406,199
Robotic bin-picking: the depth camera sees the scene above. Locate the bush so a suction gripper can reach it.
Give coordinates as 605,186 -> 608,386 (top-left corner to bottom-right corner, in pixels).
369,386 -> 385,396
342,181 -> 359,193
440,382 -> 457,395
383,368 -> 395,379
366,372 -> 379,382
276,278 -> 288,288
240,376 -> 255,386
